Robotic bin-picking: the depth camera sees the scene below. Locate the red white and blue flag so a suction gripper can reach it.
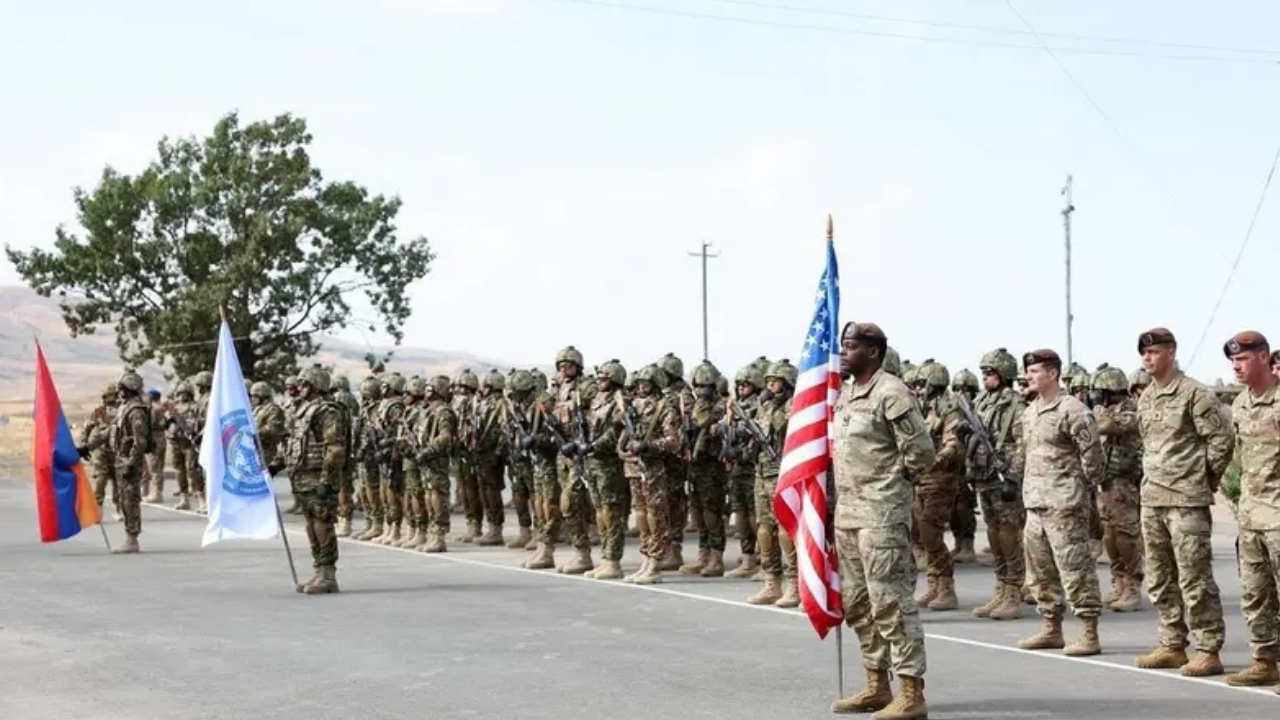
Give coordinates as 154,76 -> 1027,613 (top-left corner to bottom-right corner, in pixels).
773,225 -> 843,638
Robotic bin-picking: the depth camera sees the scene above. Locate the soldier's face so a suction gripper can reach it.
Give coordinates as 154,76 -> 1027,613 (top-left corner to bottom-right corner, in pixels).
1141,345 -> 1174,376
1025,364 -> 1057,394
558,362 -> 578,380
1231,349 -> 1270,385
840,339 -> 876,376
736,381 -> 754,399
637,381 -> 654,397
1272,364 -> 1280,380
980,370 -> 1001,392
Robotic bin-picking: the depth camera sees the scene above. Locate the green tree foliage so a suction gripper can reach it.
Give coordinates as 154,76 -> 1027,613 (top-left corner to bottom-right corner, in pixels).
5,111 -> 434,380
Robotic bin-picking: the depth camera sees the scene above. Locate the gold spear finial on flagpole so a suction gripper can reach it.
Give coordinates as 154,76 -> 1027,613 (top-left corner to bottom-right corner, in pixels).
826,213 -> 834,240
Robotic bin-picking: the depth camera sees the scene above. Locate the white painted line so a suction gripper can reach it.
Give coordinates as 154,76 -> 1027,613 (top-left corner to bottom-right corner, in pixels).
141,501 -> 1279,700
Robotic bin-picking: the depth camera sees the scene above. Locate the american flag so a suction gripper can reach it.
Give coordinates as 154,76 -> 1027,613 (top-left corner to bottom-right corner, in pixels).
773,224 -> 843,638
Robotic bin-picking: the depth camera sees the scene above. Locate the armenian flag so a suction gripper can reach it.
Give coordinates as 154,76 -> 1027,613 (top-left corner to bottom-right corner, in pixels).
31,341 -> 102,542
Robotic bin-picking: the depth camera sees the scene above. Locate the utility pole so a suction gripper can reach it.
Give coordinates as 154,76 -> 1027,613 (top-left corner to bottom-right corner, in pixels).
687,240 -> 719,361
1061,175 -> 1075,367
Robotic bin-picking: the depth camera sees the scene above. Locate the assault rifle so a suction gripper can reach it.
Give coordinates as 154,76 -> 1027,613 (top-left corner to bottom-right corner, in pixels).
954,394 -> 1018,502
728,398 -> 780,462
536,398 -> 593,503
617,394 -> 650,480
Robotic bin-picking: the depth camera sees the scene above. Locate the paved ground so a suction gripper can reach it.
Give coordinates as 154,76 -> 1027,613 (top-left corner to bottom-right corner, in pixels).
1,478 -> 1276,720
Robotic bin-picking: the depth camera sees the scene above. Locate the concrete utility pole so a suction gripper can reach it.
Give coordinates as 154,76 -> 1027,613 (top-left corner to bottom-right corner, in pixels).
687,240 -> 719,361
1061,175 -> 1076,367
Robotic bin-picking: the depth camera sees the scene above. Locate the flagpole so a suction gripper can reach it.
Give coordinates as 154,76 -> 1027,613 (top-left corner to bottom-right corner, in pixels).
97,521 -> 113,552
218,305 -> 299,589
825,214 -> 845,700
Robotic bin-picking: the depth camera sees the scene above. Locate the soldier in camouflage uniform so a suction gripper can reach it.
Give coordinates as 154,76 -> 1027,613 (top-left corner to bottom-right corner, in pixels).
746,360 -> 800,608
354,377 -> 385,540
1221,331 -> 1280,690
416,375 -> 457,553
78,384 -> 119,518
948,369 -> 980,564
830,323 -> 935,718
1089,364 -> 1145,612
654,353 -> 693,570
1129,368 -> 1150,398
572,359 -> 627,579
372,373 -> 408,545
970,348 -> 1028,621
912,361 -> 967,612
250,381 -> 287,478
165,381 -> 201,511
674,361 -> 727,577
524,369 -> 565,569
451,369 -> 483,541
190,370 -> 214,514
617,365 -> 683,584
501,370 -> 539,550
719,364 -> 765,579
397,377 -> 430,549
1134,328 -> 1233,677
1014,349 -> 1107,656
109,371 -> 153,554
330,375 -> 361,535
143,388 -> 168,503
285,367 -> 346,594
546,346 -> 596,575
471,371 -> 509,546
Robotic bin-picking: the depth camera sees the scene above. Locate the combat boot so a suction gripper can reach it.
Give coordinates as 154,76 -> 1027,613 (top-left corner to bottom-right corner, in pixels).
927,576 -> 959,611
175,493 -> 191,511
111,535 -> 140,554
873,676 -> 926,720
700,550 -> 725,577
726,553 -> 758,579
198,493 -> 210,514
1134,645 -> 1189,670
912,546 -> 927,572
356,519 -> 383,541
525,534 -> 539,550
952,537 -> 976,564
747,578 -> 783,605
421,531 -> 447,553
558,548 -> 594,575
1064,616 -> 1102,656
303,566 -> 340,594
592,559 -> 625,580
462,521 -> 482,543
633,559 -> 663,585
776,578 -> 800,608
1181,650 -> 1224,677
507,526 -> 533,549
1225,659 -> 1280,687
475,524 -> 504,547
988,583 -> 1024,621
972,582 -> 1004,618
376,524 -> 402,546
914,576 -> 939,607
524,543 -> 555,570
659,545 -> 683,572
1016,616 -> 1064,650
398,526 -> 425,549
623,557 -> 652,583
830,669 -> 893,714
336,517 -> 352,538
1103,575 -> 1120,608
680,548 -> 710,575
143,486 -> 162,504
296,568 -> 321,593
1109,576 -> 1141,613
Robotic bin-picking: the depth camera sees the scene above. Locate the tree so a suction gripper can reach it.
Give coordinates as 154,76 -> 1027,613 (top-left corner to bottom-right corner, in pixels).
5,111 -> 435,380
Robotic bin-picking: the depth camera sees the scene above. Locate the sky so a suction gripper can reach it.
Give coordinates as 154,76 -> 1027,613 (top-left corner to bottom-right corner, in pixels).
2,0 -> 1280,383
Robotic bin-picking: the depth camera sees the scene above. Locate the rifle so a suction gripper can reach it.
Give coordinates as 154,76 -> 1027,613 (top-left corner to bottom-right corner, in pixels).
729,398 -> 780,462
617,394 -> 650,479
676,393 -> 698,495
720,398 -> 739,469
954,394 -> 1018,501
536,397 -> 593,503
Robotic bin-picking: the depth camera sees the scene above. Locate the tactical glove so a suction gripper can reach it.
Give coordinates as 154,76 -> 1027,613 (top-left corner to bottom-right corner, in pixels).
999,477 -> 1020,502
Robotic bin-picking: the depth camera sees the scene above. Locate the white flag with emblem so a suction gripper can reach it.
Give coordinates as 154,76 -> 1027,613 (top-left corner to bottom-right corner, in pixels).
198,320 -> 280,546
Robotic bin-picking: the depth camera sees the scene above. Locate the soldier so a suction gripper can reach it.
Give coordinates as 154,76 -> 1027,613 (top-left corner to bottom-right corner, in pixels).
397,377 -> 430,549
191,370 -> 214,514
746,360 -> 799,608
354,377 -> 385,540
451,369 -> 483,541
573,359 -> 627,579
524,369 -> 565,569
250,382 -> 287,479
1222,331 -> 1280,689
165,381 -> 201,511
501,370 -> 539,550
1134,327 -> 1233,676
415,375 -> 456,553
1013,349 -> 1107,656
78,384 -> 119,519
951,369 -> 979,403
548,346 -> 596,574
720,365 -> 765,578
656,352 -> 694,570
109,371 -> 152,554
829,322 -> 935,718
330,375 -> 361,536
371,373 -> 408,545
469,371 -> 509,546
949,369 -> 980,564
1271,350 -> 1280,381
680,361 -> 728,577
285,367 -> 346,593
617,365 -> 683,584
142,388 -> 168,503
1089,364 -> 1145,612
1129,368 -> 1151,398
970,348 -> 1028,621
912,360 -> 967,612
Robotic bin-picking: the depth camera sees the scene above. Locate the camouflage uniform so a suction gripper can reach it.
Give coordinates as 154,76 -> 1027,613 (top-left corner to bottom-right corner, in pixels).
617,365 -> 683,584
949,369 -> 980,563
549,346 -> 597,575
472,371 -> 509,546
143,390 -> 168,503
912,361 -> 966,612
1135,343 -> 1233,675
191,371 -> 213,513
681,361 -> 728,576
830,327 -> 935,717
1090,366 -> 1145,612
451,369 -> 483,541
416,375 -> 457,553
165,382 -> 202,511
501,371 -> 539,550
719,366 -> 763,578
396,378 -> 430,549
653,354 -> 695,570
79,385 -> 119,516
372,374 -> 407,545
285,367 -> 346,594
746,360 -> 799,607
108,371 -> 152,553
354,377 -> 385,540
251,383 -> 287,474
580,360 -> 628,579
330,375 -> 361,535
525,371 -> 565,568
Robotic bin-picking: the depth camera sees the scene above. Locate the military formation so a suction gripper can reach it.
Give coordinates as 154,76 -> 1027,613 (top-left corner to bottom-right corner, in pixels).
74,327 -> 1280,719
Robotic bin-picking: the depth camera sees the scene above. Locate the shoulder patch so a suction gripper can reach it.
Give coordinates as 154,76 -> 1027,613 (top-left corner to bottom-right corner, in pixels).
893,413 -> 920,437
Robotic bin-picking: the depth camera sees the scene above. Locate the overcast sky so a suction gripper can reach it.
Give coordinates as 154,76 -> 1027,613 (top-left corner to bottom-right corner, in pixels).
3,0 -> 1280,382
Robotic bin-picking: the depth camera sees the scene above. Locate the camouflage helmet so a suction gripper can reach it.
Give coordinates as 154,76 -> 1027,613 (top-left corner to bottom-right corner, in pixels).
194,371 -> 213,389
250,381 -> 274,399
299,366 -> 330,393
902,365 -> 920,385
734,365 -> 765,390
596,360 -> 626,387
405,376 -> 427,397
555,346 -> 584,369
633,365 -> 663,388
427,374 -> 451,399
883,347 -> 902,377
102,383 -> 118,401
765,359 -> 798,388
1069,371 -> 1091,392
1091,364 -> 1128,393
482,369 -> 505,392
691,360 -> 720,387
716,374 -> 729,397
978,348 -> 1018,383
508,369 -> 536,394
359,376 -> 380,400
285,375 -> 300,388
919,360 -> 950,388
381,373 -> 406,394
623,370 -> 636,390
750,356 -> 771,375
117,370 -> 144,394
1063,362 -> 1089,386
331,374 -> 351,392
952,368 -> 979,393
452,368 -> 479,392
658,352 -> 685,381
1128,368 -> 1151,390
174,381 -> 194,398
529,368 -> 548,394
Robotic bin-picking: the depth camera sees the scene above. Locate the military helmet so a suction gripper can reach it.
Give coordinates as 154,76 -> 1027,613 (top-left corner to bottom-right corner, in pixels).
381,373 -> 406,394
691,360 -> 720,387
1069,371 -> 1092,392
405,376 -> 427,397
902,365 -> 920,385
952,368 -> 979,393
716,374 -> 729,397
596,360 -> 626,387
174,380 -> 194,398
482,369 -> 505,392
427,374 -> 450,399
102,383 -> 118,400
1091,364 -> 1128,393
918,360 -> 950,388
750,356 -> 771,375
555,346 -> 584,369
250,381 -> 273,399
978,348 -> 1018,383
331,374 -> 351,392
194,371 -> 214,389
658,352 -> 684,381
509,369 -> 536,393
117,371 -> 144,394
529,368 -> 548,394
285,375 -> 300,388
623,370 -> 636,390
452,368 -> 479,391
883,346 -> 902,377
765,359 -> 798,388
734,365 -> 765,390
359,376 -> 380,399
299,366 -> 330,393
633,365 -> 662,387
1128,368 -> 1151,390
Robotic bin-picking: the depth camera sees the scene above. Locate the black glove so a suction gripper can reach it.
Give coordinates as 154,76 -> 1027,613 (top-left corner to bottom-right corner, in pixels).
999,477 -> 1020,502
627,440 -> 647,454
560,442 -> 579,458
1099,478 -> 1114,493
520,435 -> 534,450
76,445 -> 90,460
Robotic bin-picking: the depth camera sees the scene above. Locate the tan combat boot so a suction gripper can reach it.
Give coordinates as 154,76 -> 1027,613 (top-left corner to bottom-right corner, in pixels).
524,543 -> 555,570
336,517 -> 352,538
296,568 -> 322,593
461,521 -> 482,543
175,493 -> 192,511
397,526 -> 425,549
592,559 -> 625,580
558,548 -> 594,575
726,553 -> 758,579
1181,650 -> 1224,677
748,578 -> 783,605
525,533 -> 539,551
659,544 -> 683,572
1225,659 -> 1280,687
356,519 -> 383,541
111,535 -> 140,554
1016,616 -> 1065,650
1134,645 -> 1189,670
144,486 -> 162,504
927,576 -> 959,611
988,584 -> 1023,621
303,566 -> 340,594
475,524 -> 505,547
776,578 -> 800,608
633,558 -> 664,585
1064,616 -> 1102,656
1109,576 -> 1141,613
1103,575 -> 1120,608
830,669 -> 893,714
700,550 -> 725,577
680,548 -> 710,575
952,538 -> 976,564
873,676 -> 926,720
914,576 -> 939,607
421,531 -> 448,553
623,557 -> 652,583
507,526 -> 533,550
972,582 -> 1004,618
376,523 -> 402,546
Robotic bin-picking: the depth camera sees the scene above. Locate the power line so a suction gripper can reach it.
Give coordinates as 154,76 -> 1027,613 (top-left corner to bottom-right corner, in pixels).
535,0 -> 1280,64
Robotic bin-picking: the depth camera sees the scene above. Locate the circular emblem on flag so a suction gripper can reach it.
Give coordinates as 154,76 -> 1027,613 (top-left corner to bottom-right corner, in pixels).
220,409 -> 271,498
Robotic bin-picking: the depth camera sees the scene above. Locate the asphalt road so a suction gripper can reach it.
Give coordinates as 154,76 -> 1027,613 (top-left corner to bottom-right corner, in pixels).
1,479 -> 1276,720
